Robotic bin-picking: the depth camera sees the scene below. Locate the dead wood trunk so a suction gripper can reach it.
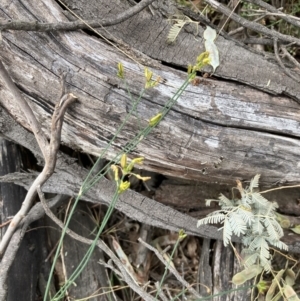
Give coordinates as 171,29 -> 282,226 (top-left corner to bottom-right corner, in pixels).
0,0 -> 300,187
1,0 -> 300,299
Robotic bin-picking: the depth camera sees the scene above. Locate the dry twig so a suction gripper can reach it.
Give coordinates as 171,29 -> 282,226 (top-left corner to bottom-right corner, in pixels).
281,46 -> 300,70
0,60 -> 77,256
0,0 -> 155,32
243,0 -> 300,29
138,238 -> 203,299
204,0 -> 300,46
273,39 -> 300,83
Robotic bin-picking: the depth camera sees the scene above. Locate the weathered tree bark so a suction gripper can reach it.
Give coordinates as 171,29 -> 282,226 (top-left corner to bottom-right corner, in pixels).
0,0 -> 300,187
1,0 -> 300,299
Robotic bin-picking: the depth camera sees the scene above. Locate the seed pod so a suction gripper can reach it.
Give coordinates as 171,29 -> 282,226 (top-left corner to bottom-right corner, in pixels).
232,265 -> 262,285
285,269 -> 296,286
283,285 -> 300,301
266,269 -> 285,301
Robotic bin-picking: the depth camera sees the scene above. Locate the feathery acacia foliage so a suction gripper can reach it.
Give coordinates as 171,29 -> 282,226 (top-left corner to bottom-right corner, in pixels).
197,174 -> 288,272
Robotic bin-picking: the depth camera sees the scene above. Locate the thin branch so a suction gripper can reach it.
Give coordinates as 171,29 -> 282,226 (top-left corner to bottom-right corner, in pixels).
228,13 -> 268,36
242,37 -> 276,46
204,0 -> 300,46
0,65 -> 77,256
243,0 -> 300,29
37,187 -> 156,301
0,195 -> 67,301
138,238 -> 203,299
0,0 -> 155,32
273,39 -> 300,83
281,46 -> 300,70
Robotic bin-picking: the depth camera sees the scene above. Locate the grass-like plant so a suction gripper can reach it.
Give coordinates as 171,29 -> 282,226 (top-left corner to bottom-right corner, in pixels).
44,50 -> 212,301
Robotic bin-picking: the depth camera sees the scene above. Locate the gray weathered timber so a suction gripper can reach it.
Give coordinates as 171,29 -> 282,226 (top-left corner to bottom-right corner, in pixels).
61,0 -> 300,101
1,107 -> 300,253
0,139 -> 43,301
0,106 -> 225,245
0,0 -> 300,185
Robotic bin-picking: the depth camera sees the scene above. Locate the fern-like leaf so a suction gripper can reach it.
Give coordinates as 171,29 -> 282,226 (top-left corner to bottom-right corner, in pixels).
218,194 -> 234,206
264,218 -> 283,240
266,239 -> 288,251
260,257 -> 272,272
242,251 -> 259,268
249,174 -> 260,192
167,20 -> 187,44
251,219 -> 264,235
223,218 -> 233,246
248,236 -> 270,265
197,213 -> 225,227
251,192 -> 269,208
237,207 -> 254,225
229,213 -> 247,236
198,174 -> 287,274
240,192 -> 252,206
242,236 -> 253,247
205,199 -> 219,206
259,238 -> 270,263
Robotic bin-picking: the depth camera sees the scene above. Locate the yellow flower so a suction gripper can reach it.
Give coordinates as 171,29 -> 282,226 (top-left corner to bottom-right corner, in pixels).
134,174 -> 151,182
118,181 -> 130,194
256,280 -> 267,294
110,165 -> 119,181
144,67 -> 153,82
131,157 -> 144,164
178,229 -> 187,240
117,62 -> 124,79
203,57 -> 211,65
149,113 -> 162,127
126,157 -> 144,172
196,51 -> 210,63
120,154 -> 127,169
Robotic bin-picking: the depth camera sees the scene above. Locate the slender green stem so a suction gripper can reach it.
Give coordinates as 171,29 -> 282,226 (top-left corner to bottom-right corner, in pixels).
44,68 -> 196,301
155,238 -> 182,300
51,190 -> 119,300
83,74 -> 193,192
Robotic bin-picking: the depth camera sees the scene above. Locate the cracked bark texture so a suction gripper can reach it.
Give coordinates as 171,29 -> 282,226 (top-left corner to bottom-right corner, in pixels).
1,1 -> 300,299
1,0 -> 300,187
